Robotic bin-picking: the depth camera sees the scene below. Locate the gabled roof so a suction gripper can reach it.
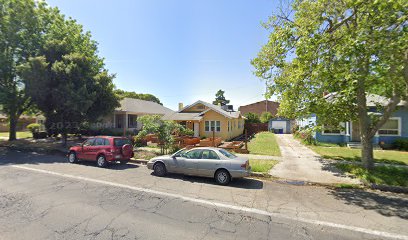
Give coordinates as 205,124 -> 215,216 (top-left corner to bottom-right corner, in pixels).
162,112 -> 203,121
116,98 -> 174,115
179,100 -> 241,119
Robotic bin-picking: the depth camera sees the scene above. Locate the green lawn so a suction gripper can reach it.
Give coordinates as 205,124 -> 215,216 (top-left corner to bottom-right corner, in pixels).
310,145 -> 408,165
247,132 -> 281,156
249,159 -> 279,173
0,131 -> 32,139
336,163 -> 408,187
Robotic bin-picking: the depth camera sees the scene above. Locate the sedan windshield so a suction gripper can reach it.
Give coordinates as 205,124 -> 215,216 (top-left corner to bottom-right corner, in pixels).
218,149 -> 237,159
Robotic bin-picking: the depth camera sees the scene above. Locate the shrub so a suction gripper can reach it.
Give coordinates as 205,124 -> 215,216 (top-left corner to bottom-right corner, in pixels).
260,112 -> 273,123
394,138 -> 408,151
244,112 -> 260,124
296,128 -> 316,145
33,131 -> 47,139
27,123 -> 40,133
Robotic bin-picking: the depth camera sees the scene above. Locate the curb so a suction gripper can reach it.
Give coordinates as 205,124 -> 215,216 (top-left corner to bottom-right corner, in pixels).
129,158 -> 149,165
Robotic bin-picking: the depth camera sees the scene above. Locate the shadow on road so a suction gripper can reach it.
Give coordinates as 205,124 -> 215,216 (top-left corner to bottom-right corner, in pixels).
329,188 -> 408,220
151,172 -> 263,190
0,148 -> 138,170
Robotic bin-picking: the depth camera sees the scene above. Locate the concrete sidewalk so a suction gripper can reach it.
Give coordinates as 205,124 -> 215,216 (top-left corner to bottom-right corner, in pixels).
270,134 -> 360,184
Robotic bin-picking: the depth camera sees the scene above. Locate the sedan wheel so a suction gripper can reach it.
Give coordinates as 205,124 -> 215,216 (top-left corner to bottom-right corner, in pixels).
68,152 -> 77,163
215,169 -> 231,185
97,155 -> 107,168
153,162 -> 167,177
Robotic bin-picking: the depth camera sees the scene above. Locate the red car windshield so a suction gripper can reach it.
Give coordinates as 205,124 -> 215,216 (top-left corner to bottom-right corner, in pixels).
114,138 -> 131,147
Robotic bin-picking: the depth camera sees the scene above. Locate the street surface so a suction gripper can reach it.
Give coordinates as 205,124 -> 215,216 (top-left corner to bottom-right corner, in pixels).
0,148 -> 407,240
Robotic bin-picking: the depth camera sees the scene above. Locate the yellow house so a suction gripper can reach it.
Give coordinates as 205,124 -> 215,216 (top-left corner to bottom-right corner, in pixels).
162,100 -> 245,140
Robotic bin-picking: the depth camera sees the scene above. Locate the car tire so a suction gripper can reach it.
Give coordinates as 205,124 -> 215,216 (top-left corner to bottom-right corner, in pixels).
96,155 -> 108,168
68,151 -> 78,163
215,169 -> 231,185
120,159 -> 129,165
153,162 -> 167,177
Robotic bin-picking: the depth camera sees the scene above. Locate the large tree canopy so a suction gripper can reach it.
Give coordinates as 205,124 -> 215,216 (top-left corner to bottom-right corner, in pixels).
20,8 -> 119,144
0,0 -> 49,140
252,0 -> 408,169
114,89 -> 162,105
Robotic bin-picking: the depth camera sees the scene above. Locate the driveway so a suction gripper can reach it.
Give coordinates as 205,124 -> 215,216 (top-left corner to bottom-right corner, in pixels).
270,134 -> 360,184
0,149 -> 407,239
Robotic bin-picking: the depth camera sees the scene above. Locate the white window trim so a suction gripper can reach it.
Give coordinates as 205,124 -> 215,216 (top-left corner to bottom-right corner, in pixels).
377,117 -> 401,136
321,122 -> 346,136
205,120 -> 221,132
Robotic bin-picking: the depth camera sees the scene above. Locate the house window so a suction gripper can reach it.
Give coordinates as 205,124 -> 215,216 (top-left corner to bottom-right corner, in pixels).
228,121 -> 230,132
378,118 -> 400,136
322,125 -> 342,135
205,121 -> 221,132
128,115 -> 138,128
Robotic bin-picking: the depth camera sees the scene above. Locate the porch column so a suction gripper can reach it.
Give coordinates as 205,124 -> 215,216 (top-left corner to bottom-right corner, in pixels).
124,113 -> 128,136
113,113 -> 116,128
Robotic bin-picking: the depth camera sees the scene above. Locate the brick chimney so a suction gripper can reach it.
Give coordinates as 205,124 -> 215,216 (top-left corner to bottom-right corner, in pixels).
178,102 -> 184,111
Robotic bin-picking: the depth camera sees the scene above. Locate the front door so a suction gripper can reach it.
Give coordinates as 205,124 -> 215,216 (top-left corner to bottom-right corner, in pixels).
351,122 -> 360,142
194,122 -> 199,137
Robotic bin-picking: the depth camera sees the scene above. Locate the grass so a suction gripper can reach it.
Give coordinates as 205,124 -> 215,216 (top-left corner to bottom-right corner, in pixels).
249,159 -> 279,173
247,132 -> 281,156
0,131 -> 32,139
336,163 -> 408,187
309,145 -> 408,165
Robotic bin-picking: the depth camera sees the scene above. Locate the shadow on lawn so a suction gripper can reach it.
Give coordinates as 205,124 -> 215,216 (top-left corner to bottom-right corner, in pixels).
329,188 -> 408,219
320,154 -> 407,166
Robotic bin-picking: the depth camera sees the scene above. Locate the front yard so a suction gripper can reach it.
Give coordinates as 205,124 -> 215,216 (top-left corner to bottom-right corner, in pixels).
249,159 -> 278,173
309,144 -> 408,165
0,131 -> 32,139
306,142 -> 408,187
247,132 -> 281,156
336,164 -> 408,187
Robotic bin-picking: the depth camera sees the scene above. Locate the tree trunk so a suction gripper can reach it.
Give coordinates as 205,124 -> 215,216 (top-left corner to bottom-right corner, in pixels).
8,113 -> 18,141
361,134 -> 374,170
62,133 -> 68,147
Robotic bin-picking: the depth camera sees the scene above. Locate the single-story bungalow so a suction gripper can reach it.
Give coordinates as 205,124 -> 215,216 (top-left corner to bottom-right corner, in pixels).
162,100 -> 245,140
101,98 -> 174,133
297,94 -> 408,145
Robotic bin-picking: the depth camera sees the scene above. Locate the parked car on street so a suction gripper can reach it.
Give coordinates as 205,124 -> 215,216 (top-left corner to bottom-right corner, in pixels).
147,147 -> 251,185
68,136 -> 134,167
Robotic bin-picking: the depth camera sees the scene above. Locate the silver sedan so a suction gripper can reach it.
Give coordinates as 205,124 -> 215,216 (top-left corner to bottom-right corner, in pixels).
147,147 -> 251,185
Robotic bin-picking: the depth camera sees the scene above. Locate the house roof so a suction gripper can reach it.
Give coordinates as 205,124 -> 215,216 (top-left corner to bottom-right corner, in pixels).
116,98 -> 174,115
180,100 -> 242,119
164,100 -> 242,121
162,112 -> 203,121
324,93 -> 407,107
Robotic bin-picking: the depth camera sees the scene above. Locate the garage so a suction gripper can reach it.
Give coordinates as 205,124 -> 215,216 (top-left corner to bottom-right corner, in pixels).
269,118 -> 291,134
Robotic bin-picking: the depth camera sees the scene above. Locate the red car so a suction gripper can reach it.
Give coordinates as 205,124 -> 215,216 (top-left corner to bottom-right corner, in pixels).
68,136 -> 134,167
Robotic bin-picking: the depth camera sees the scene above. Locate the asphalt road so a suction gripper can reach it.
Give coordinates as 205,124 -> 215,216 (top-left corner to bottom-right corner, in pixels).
0,149 -> 407,240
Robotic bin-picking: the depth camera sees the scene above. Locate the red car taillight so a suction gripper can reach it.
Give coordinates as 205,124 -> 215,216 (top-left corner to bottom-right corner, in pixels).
241,161 -> 249,169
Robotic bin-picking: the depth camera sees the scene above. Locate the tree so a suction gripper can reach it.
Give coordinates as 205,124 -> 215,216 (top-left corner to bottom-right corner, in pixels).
114,89 -> 162,105
136,115 -> 187,154
213,89 -> 230,106
252,0 -> 407,169
260,112 -> 273,123
20,10 -> 120,145
244,112 -> 260,124
0,0 -> 49,140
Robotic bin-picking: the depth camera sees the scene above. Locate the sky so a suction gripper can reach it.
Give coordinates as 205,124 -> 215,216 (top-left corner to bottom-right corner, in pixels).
46,0 -> 278,111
